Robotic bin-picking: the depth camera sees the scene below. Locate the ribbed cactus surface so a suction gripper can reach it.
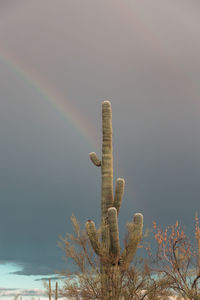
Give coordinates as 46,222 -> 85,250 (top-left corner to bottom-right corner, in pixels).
86,101 -> 143,300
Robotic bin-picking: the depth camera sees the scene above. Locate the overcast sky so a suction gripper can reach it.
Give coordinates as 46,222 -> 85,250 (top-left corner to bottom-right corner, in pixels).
0,0 -> 200,298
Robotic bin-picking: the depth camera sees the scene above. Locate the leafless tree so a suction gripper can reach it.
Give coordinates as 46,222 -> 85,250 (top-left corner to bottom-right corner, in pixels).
58,215 -> 173,300
147,215 -> 200,300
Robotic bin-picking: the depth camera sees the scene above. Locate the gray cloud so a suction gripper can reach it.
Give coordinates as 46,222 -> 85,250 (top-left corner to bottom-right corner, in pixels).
10,262 -> 56,276
0,0 -> 200,279
34,276 -> 66,282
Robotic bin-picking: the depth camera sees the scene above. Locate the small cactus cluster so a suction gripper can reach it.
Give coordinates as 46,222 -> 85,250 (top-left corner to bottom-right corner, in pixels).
48,279 -> 58,300
85,101 -> 143,300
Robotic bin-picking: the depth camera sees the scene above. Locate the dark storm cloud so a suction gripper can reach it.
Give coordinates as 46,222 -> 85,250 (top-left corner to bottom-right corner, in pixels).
34,276 -> 66,282
0,0 -> 200,277
10,262 -> 56,276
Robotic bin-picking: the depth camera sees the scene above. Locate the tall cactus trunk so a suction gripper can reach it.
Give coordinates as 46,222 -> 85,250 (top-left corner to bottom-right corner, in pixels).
55,281 -> 58,300
48,279 -> 52,300
101,101 -> 113,248
101,102 -> 114,300
86,101 -> 143,300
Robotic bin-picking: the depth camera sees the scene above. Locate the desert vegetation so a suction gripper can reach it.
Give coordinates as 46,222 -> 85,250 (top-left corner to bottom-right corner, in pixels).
57,213 -> 200,300
13,101 -> 200,300
57,102 -> 200,300
58,100 -> 144,300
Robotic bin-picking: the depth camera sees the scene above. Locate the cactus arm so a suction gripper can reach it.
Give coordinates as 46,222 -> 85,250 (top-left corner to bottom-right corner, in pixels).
89,152 -> 101,167
108,207 -> 120,261
85,220 -> 105,257
113,178 -> 125,215
121,213 -> 143,268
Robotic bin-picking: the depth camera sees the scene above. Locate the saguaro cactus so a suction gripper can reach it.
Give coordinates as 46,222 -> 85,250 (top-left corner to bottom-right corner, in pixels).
85,101 -> 143,300
47,279 -> 58,300
55,281 -> 58,300
48,279 -> 52,300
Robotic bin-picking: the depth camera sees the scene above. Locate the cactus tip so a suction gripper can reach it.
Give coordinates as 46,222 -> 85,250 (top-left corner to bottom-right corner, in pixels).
133,213 -> 143,224
89,152 -> 101,167
102,100 -> 111,109
102,100 -> 111,105
116,178 -> 125,185
108,207 -> 117,213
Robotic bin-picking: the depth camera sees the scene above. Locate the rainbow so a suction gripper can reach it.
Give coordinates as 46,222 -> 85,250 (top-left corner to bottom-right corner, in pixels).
0,50 -> 99,149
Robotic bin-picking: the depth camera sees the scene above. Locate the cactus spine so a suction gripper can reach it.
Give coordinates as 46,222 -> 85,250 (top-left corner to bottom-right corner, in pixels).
86,101 -> 143,300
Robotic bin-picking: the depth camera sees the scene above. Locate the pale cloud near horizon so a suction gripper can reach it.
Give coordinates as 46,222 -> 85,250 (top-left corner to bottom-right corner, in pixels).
0,287 -> 46,298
